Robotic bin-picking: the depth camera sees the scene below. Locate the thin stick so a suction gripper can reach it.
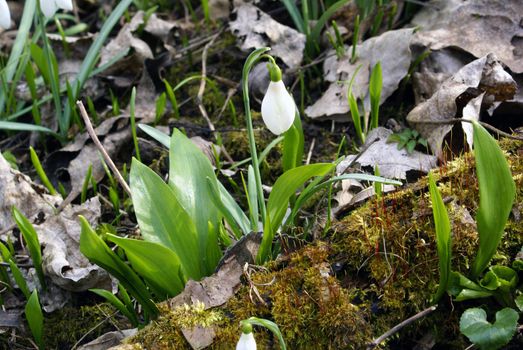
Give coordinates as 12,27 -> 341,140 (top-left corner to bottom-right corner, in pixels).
414,118 -> 523,141
305,138 -> 316,165
367,305 -> 437,350
77,101 -> 132,197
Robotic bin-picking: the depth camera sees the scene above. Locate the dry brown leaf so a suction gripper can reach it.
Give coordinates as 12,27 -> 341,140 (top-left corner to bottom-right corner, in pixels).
306,28 -> 415,119
229,4 -> 306,69
406,54 -> 516,157
412,0 -> 523,74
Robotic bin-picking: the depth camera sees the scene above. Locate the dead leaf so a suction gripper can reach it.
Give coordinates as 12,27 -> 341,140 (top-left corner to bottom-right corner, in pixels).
406,54 -> 516,157
100,11 -> 153,67
306,28 -> 415,119
78,329 -> 137,350
0,152 -> 111,293
337,127 -> 437,180
229,4 -> 306,69
412,0 -> 523,74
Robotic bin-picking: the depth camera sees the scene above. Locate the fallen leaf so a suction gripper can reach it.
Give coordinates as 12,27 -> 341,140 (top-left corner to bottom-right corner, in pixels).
229,4 -> 306,69
337,127 -> 437,180
406,54 -> 516,157
306,28 -> 415,119
412,0 -> 523,74
0,152 -> 111,293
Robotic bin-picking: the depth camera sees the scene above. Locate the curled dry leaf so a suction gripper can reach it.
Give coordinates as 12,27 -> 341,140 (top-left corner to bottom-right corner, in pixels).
406,54 -> 516,158
306,28 -> 415,120
0,153 -> 110,293
229,4 -> 306,69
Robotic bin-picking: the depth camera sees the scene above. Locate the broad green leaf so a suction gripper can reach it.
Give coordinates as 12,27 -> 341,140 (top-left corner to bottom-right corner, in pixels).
471,122 -> 516,278
90,288 -> 139,326
282,112 -> 304,172
79,216 -> 158,318
460,307 -> 518,350
106,234 -> 185,298
168,128 -> 222,275
25,290 -> 44,350
428,173 -> 452,303
257,163 -> 335,263
138,124 -> 170,149
479,266 -> 518,292
130,158 -> 201,279
207,179 -> 251,238
449,272 -> 493,301
12,207 -> 45,289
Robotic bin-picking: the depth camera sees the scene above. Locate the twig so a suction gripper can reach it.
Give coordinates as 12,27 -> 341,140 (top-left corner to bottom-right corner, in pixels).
70,310 -> 118,350
367,305 -> 437,349
305,138 -> 316,165
414,118 -> 523,141
77,101 -> 132,197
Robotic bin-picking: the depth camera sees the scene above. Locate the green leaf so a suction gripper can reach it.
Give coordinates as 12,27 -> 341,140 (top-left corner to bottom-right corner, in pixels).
243,317 -> 287,350
428,173 -> 452,303
0,121 -> 57,136
79,216 -> 159,318
310,0 -> 351,52
12,207 -> 45,289
460,308 -> 518,350
0,242 -> 30,299
138,124 -> 170,148
448,272 -> 493,301
207,179 -> 251,238
25,290 -> 44,350
348,92 -> 363,143
282,112 -> 304,172
369,62 -> 382,130
90,288 -> 139,326
130,158 -> 201,280
515,294 -> 523,312
471,122 -> 516,278
280,0 -> 305,33
257,163 -> 335,263
106,234 -> 185,298
479,266 -> 518,292
168,129 -> 222,275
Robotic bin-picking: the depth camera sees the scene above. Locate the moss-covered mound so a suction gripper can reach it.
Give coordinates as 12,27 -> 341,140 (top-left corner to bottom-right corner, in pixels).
125,138 -> 523,349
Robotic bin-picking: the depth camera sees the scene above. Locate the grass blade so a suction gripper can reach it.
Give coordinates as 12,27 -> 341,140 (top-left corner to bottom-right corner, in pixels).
25,290 -> 44,350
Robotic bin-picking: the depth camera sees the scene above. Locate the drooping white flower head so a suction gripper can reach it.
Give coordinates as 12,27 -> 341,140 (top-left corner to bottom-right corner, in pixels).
236,330 -> 257,350
40,0 -> 73,18
0,0 -> 11,30
261,62 -> 296,135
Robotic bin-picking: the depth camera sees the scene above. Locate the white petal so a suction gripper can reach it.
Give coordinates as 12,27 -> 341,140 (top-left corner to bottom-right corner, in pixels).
0,0 -> 11,29
55,0 -> 73,11
40,0 -> 58,18
236,332 -> 257,350
261,80 -> 296,135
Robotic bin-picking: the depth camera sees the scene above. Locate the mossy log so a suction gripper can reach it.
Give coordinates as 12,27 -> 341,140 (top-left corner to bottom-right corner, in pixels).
121,139 -> 523,349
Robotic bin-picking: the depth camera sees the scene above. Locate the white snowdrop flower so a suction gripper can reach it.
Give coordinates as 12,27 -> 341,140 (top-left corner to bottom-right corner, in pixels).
40,0 -> 73,18
0,0 -> 11,30
236,330 -> 257,350
261,62 -> 296,135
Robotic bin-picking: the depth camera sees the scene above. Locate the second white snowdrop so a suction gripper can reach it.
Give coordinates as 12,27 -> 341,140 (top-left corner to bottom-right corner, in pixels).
236,322 -> 257,350
0,0 -> 11,29
261,61 -> 296,135
40,0 -> 73,18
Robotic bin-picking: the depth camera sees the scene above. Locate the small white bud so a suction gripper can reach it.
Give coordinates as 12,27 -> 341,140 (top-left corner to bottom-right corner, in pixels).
0,0 -> 11,30
236,331 -> 257,350
261,80 -> 296,135
40,0 -> 73,18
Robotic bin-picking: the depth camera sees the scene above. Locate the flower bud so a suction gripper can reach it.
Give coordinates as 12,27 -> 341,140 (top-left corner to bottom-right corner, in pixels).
41,0 -> 73,18
261,75 -> 296,135
236,324 -> 257,350
0,0 -> 11,30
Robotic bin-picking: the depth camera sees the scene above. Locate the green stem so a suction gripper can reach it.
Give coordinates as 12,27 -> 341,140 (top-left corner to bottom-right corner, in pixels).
241,48 -> 271,226
0,0 -> 36,114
